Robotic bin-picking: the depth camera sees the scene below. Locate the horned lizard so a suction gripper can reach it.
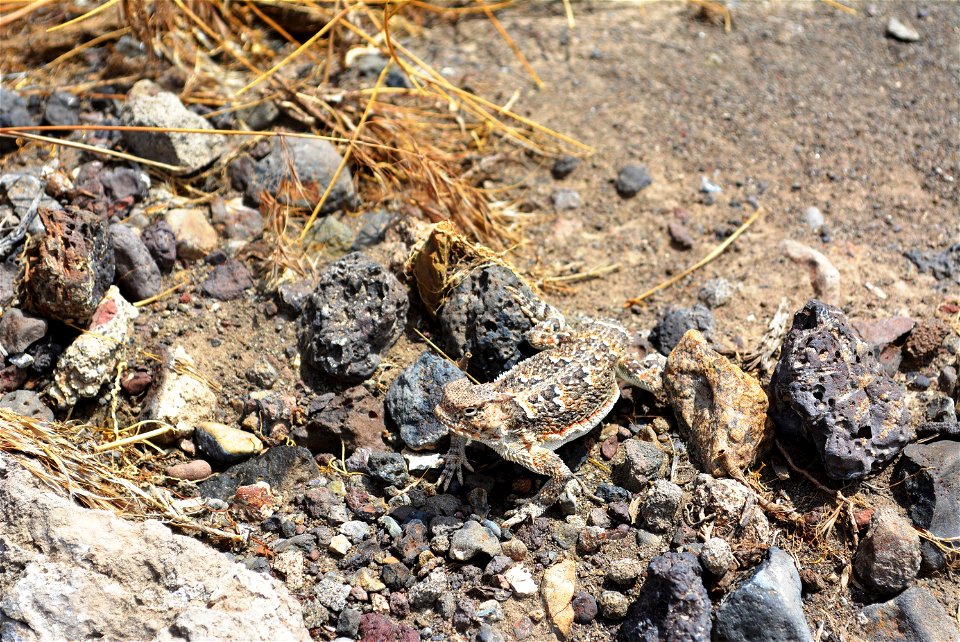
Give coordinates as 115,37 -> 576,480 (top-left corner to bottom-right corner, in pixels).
434,291 -> 666,528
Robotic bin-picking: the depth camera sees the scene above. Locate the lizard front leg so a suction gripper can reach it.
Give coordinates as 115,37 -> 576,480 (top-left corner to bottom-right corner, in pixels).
501,446 -> 573,528
438,432 -> 473,490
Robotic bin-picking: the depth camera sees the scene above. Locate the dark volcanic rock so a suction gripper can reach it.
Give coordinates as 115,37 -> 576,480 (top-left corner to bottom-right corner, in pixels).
367,452 -> 408,487
197,446 -> 320,501
0,88 -> 35,152
0,390 -> 54,421
769,300 -> 910,481
650,305 -> 714,355
862,587 -> 960,642
297,253 -> 408,382
437,265 -> 537,381
892,440 -> 960,571
385,351 -> 463,450
43,92 -> 80,126
611,439 -> 666,492
618,552 -> 710,642
714,547 -> 813,642
110,223 -> 162,301
853,509 -> 921,596
141,220 -> 177,272
295,387 -> 388,454
201,260 -> 254,301
551,156 -> 580,180
234,137 -> 356,214
905,243 -> 960,285
615,164 -> 653,198
23,207 -> 115,323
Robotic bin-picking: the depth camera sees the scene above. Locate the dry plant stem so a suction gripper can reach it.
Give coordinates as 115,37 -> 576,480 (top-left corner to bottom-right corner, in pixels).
45,0 -> 119,32
94,424 -> 175,452
412,328 -> 480,385
0,0 -> 55,28
625,206 -> 765,306
819,0 -> 858,15
719,451 -> 804,527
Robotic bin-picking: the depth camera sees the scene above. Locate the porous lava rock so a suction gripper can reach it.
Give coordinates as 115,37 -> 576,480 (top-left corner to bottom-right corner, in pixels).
618,552 -> 711,642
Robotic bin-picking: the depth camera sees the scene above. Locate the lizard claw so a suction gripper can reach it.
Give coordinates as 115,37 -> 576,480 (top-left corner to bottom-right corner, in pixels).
501,501 -> 546,529
438,449 -> 473,491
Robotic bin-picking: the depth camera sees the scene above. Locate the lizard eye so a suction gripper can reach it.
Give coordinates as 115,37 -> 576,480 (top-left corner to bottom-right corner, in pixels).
463,407 -> 479,418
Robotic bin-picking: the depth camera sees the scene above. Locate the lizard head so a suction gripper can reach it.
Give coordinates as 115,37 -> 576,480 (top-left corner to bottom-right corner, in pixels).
434,377 -> 512,440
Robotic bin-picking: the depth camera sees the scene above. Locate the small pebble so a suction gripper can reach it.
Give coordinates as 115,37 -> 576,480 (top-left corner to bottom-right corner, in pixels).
165,459 -> 213,481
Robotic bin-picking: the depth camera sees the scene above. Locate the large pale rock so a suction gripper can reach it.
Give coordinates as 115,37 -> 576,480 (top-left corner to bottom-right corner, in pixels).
664,330 -> 770,475
141,345 -> 217,434
0,453 -> 310,641
542,559 -> 576,638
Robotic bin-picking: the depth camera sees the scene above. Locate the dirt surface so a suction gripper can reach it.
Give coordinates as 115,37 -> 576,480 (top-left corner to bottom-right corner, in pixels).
2,2 -> 959,641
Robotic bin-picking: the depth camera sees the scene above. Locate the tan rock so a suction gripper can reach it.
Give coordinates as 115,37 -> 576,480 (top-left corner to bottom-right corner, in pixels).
664,330 -> 771,476
165,208 -> 218,260
165,459 -> 212,481
541,559 -> 576,638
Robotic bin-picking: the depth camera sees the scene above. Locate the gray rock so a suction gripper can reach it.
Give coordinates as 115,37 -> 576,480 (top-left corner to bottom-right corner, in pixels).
601,590 -> 632,620
0,174 -> 60,219
551,156 -> 580,180
238,137 -> 356,213
618,552 -> 711,642
862,587 -> 960,642
698,278 -> 734,308
689,474 -> 770,543
551,189 -> 581,210
409,568 -> 448,608
336,607 -> 361,638
714,547 -> 812,642
367,451 -> 409,487
0,308 -> 47,355
478,624 -> 506,642
303,486 -> 349,525
0,390 -> 54,421
449,520 -> 502,561
210,198 -> 263,242
314,573 -> 351,612
801,206 -> 824,229
297,252 -> 408,382
110,223 -> 162,301
770,300 -> 910,481
886,17 -> 920,42
700,537 -> 735,576
854,509 -> 920,595
43,92 -> 80,126
100,166 -> 149,202
141,220 -> 177,272
386,351 -> 463,450
352,210 -> 394,250
641,479 -> 683,533
611,439 -> 666,492
310,216 -> 353,252
121,80 -> 224,171
201,261 -> 254,301
606,559 -> 643,587
892,440 -> 960,570
437,265 -> 537,381
197,445 -> 320,501
650,304 -> 714,355
0,88 -> 35,152
615,164 -> 653,198
0,453 -> 310,642
904,244 -> 960,285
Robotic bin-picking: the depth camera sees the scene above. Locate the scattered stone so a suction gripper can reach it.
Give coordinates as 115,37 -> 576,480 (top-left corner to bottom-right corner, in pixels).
0,173 -> 59,220
615,164 -> 652,198
0,390 -> 54,421
0,308 -> 47,355
328,534 -> 352,556
904,318 -> 948,363
851,316 -> 916,348
892,440 -> 959,570
367,451 -> 409,487
381,562 -> 413,590
571,591 -> 598,624
781,240 -> 840,304
165,208 -> 218,261
409,568 -> 448,609
141,220 -> 177,271
699,537 -> 735,576
853,509 -> 920,596
862,587 -> 960,642
194,422 -> 264,463
801,206 -> 824,229
121,80 -> 224,171
641,479 -> 683,533
201,260 -> 254,301
668,220 -> 694,249
236,137 -> 356,213
385,351 -> 463,450
449,520 -> 502,561
298,252 -> 408,382
141,345 -> 217,434
698,278 -> 734,308
210,197 -> 264,242
501,537 -> 528,561
352,210 -> 394,250
23,207 -> 115,323
886,16 -> 920,42
165,459 -> 213,481
714,547 -> 813,642
0,88 -> 36,153
0,453 -> 311,641
246,359 -> 279,389
770,300 -> 911,481
541,559 -> 576,638
110,223 -> 162,302
310,216 -> 354,252
551,156 -> 580,180
100,166 -> 149,203
607,559 -> 643,587
650,304 -> 714,355
198,445 -> 319,501
904,243 -> 960,284
664,330 -> 771,475
619,552 -> 710,642
551,189 -> 581,210
689,474 -> 770,543
600,591 -> 631,620
337,607 -> 362,638
314,573 -> 352,612
505,565 -> 537,597
357,613 -> 418,642
297,385 -> 388,453
47,287 -> 138,409
610,438 -> 666,492
437,265 -> 537,381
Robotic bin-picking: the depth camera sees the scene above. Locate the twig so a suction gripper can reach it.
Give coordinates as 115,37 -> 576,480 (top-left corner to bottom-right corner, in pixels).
0,188 -> 42,258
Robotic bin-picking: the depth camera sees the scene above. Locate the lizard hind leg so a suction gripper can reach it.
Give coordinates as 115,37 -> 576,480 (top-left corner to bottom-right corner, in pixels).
501,446 -> 573,528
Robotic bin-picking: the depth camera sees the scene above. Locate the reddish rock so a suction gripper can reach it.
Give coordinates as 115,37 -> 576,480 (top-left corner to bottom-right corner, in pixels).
121,370 -> 153,395
601,435 -> 620,460
851,316 -> 915,347
233,483 -> 274,511
905,319 -> 949,363
854,509 -> 921,596
668,221 -> 694,249
0,365 -> 27,393
165,459 -> 213,481
358,613 -> 418,642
